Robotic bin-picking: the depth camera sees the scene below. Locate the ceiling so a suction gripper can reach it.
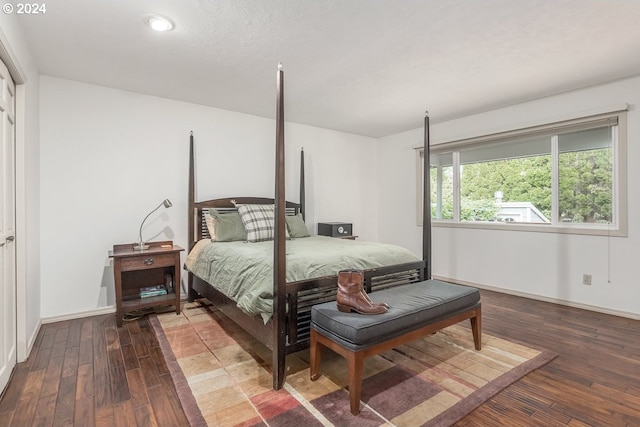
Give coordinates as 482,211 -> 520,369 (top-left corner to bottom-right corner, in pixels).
15,0 -> 640,138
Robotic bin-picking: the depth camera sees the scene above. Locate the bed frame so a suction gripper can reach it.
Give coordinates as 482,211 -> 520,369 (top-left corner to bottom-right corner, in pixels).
187,64 -> 432,389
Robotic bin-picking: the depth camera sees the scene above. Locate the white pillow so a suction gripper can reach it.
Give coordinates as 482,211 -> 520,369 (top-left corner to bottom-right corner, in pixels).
204,212 -> 216,240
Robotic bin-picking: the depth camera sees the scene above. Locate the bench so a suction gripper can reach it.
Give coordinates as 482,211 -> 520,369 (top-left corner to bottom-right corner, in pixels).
309,279 -> 481,415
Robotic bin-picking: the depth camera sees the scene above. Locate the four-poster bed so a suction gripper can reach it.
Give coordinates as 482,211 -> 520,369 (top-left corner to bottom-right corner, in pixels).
186,64 -> 432,389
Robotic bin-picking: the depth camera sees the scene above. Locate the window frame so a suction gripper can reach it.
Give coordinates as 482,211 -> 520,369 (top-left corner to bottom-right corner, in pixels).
417,110 -> 628,237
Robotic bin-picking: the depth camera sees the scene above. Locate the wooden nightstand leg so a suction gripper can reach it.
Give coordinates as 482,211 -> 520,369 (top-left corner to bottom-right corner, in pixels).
114,260 -> 123,327
174,260 -> 181,315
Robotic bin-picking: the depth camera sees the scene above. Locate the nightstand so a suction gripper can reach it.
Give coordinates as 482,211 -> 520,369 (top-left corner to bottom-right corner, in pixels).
109,240 -> 184,327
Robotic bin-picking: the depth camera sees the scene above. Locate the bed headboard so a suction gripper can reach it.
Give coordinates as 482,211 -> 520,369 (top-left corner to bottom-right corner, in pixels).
193,197 -> 302,242
188,130 -> 306,251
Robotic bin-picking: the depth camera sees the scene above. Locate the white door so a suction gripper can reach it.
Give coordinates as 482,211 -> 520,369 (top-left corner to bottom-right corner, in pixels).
0,57 -> 16,394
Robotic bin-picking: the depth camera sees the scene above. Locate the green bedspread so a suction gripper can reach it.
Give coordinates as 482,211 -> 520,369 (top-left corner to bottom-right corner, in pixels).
185,236 -> 420,322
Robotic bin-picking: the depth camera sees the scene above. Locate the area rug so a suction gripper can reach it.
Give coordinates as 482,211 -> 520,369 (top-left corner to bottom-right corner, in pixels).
149,300 -> 556,427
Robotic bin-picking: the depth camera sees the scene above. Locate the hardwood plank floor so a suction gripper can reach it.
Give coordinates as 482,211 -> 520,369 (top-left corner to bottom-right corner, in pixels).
455,290 -> 640,427
0,314 -> 189,427
1,289 -> 639,426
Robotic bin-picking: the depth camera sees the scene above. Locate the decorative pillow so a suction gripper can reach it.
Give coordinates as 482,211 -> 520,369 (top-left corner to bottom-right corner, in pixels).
286,213 -> 310,238
237,204 -> 290,243
204,212 -> 216,240
237,204 -> 276,243
208,209 -> 247,242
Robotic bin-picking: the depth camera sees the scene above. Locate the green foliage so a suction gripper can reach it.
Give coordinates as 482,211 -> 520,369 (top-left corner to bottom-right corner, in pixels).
558,148 -> 612,223
430,165 -> 453,219
461,156 -> 551,220
460,198 -> 499,221
430,202 -> 453,220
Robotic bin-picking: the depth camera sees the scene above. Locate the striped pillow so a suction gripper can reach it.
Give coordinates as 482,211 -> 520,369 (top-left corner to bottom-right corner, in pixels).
237,204 -> 289,243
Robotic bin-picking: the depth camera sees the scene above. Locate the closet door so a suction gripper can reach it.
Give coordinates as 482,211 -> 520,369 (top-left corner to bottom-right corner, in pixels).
0,57 -> 16,394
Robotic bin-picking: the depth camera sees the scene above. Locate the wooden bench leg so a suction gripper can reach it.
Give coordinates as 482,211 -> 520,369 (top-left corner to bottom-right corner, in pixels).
310,329 -> 322,381
346,351 -> 364,415
470,307 -> 482,350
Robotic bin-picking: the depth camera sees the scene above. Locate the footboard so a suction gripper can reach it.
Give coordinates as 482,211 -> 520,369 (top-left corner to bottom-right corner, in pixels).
188,260 -> 425,354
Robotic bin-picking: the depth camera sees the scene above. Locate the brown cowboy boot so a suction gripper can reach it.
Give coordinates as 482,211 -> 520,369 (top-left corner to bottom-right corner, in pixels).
337,270 -> 387,315
349,270 -> 389,309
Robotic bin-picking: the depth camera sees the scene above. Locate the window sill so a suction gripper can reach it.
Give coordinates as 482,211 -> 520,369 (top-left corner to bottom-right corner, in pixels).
428,220 -> 627,237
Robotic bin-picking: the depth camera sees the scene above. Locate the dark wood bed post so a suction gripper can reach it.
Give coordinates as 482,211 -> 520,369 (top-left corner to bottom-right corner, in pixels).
188,131 -> 196,300
423,112 -> 432,279
300,148 -> 305,220
188,131 -> 195,252
273,63 -> 287,389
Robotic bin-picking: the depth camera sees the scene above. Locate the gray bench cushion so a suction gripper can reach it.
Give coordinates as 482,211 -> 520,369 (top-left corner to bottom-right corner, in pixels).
311,279 -> 480,351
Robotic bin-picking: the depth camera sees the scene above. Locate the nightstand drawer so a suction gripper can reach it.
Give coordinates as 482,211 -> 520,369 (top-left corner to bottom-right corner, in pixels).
119,253 -> 175,272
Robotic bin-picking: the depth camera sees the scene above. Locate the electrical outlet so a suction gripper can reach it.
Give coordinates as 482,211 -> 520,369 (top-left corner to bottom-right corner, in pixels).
583,274 -> 592,286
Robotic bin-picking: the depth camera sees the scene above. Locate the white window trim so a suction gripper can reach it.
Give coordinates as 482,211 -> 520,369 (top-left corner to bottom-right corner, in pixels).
417,109 -> 628,237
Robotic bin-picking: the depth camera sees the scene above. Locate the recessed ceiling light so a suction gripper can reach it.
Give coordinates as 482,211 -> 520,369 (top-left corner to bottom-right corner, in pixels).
146,15 -> 174,32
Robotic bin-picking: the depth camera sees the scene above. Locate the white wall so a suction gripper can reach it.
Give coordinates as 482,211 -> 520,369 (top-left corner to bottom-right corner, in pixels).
39,76 -> 377,318
0,14 -> 41,359
378,75 -> 640,318
37,61 -> 640,321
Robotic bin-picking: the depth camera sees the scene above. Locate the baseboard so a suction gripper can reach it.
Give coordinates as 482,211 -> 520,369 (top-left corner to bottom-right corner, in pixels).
434,275 -> 640,321
18,319 -> 42,363
41,306 -> 116,324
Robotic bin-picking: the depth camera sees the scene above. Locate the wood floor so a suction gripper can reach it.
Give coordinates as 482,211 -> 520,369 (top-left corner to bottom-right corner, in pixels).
1,289 -> 639,426
0,312 -> 189,426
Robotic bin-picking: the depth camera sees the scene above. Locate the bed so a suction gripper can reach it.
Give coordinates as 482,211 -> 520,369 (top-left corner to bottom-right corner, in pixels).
186,64 -> 433,389
186,235 -> 422,323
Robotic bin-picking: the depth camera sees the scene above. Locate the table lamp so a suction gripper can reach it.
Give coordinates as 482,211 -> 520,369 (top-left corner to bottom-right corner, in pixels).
133,199 -> 172,251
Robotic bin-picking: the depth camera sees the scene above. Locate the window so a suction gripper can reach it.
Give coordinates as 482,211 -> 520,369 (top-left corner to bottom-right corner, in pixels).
417,110 -> 627,236
557,127 -> 613,224
428,152 -> 454,220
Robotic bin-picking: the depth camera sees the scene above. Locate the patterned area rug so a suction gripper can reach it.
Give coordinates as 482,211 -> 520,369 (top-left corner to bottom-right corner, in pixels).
149,301 -> 556,427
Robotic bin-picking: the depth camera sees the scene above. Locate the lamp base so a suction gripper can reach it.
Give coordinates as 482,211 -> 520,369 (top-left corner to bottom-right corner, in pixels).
133,244 -> 149,251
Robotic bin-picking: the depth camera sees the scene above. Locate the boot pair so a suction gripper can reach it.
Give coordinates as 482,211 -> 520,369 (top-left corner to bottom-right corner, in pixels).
336,269 -> 388,315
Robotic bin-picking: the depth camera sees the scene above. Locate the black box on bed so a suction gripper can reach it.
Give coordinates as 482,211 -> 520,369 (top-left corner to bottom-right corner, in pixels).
318,222 -> 352,237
